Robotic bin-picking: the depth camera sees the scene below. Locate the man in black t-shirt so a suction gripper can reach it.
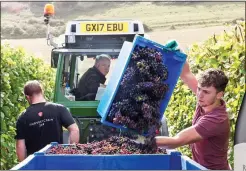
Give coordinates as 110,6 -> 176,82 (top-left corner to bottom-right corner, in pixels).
15,80 -> 79,162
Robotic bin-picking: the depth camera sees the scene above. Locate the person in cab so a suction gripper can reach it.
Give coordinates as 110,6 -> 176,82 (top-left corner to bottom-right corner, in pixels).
75,54 -> 111,101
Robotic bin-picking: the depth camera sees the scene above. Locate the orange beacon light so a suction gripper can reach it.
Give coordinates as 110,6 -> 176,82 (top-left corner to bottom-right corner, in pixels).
44,4 -> 54,17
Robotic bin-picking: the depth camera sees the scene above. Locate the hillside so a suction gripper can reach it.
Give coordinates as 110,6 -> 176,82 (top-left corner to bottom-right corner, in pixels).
1,2 -> 245,39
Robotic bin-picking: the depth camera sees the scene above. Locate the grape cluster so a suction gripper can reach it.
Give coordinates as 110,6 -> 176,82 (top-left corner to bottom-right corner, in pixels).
46,136 -> 167,155
107,45 -> 169,138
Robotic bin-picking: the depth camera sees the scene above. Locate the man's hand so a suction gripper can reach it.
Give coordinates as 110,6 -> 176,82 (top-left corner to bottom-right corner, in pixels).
155,126 -> 202,149
16,139 -> 26,162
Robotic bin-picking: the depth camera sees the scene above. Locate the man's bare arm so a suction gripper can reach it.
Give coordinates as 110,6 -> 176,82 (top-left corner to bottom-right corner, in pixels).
16,139 -> 26,162
67,123 -> 80,144
155,126 -> 202,149
180,61 -> 198,95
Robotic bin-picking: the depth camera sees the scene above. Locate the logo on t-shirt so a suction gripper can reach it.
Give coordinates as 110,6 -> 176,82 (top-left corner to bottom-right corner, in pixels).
38,112 -> 43,117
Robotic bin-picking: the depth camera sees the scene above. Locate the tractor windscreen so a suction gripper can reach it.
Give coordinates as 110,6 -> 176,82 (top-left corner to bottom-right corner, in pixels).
64,34 -> 143,58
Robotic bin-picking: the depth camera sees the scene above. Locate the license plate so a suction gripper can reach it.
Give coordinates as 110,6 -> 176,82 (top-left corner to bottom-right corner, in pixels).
80,22 -> 129,33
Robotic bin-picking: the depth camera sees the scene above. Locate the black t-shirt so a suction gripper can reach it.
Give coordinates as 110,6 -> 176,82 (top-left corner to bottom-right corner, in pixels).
15,102 -> 75,156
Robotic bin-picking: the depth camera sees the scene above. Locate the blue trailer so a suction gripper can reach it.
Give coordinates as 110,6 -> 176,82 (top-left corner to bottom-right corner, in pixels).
11,142 -> 207,170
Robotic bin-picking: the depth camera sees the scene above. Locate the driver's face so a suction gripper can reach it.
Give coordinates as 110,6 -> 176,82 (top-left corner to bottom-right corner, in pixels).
96,58 -> 111,76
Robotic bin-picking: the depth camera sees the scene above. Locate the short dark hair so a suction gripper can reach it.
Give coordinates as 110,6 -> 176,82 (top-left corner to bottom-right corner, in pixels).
197,68 -> 229,92
24,80 -> 43,96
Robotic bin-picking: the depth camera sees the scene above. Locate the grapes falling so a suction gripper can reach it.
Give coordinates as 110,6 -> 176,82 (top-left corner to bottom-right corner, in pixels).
107,45 -> 169,138
46,46 -> 169,156
46,136 -> 167,155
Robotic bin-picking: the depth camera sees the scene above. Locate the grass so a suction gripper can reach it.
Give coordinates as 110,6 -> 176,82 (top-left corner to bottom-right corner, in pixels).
1,2 -> 245,39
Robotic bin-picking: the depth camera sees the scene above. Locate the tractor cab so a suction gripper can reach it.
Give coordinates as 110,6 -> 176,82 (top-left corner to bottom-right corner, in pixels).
44,4 -> 168,143
51,19 -> 145,103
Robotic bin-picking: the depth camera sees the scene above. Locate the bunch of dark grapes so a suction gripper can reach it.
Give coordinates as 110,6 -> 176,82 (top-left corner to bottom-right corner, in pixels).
149,63 -> 168,82
151,82 -> 169,100
120,67 -> 136,86
106,45 -> 169,148
46,136 -> 166,155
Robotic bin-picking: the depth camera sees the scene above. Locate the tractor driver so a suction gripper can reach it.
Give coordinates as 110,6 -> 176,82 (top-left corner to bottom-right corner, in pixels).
75,54 -> 111,101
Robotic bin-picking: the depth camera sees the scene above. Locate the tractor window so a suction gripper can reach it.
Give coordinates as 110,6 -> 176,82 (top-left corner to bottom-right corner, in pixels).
61,54 -> 116,101
61,54 -> 72,87
77,57 -> 116,85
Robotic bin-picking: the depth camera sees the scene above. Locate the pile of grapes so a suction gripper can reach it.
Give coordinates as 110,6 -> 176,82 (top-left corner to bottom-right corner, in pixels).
107,45 -> 169,136
46,136 -> 167,155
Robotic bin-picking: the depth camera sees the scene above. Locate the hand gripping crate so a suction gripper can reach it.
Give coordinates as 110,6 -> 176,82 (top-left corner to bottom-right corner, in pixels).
97,35 -> 187,133
11,142 -> 207,170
